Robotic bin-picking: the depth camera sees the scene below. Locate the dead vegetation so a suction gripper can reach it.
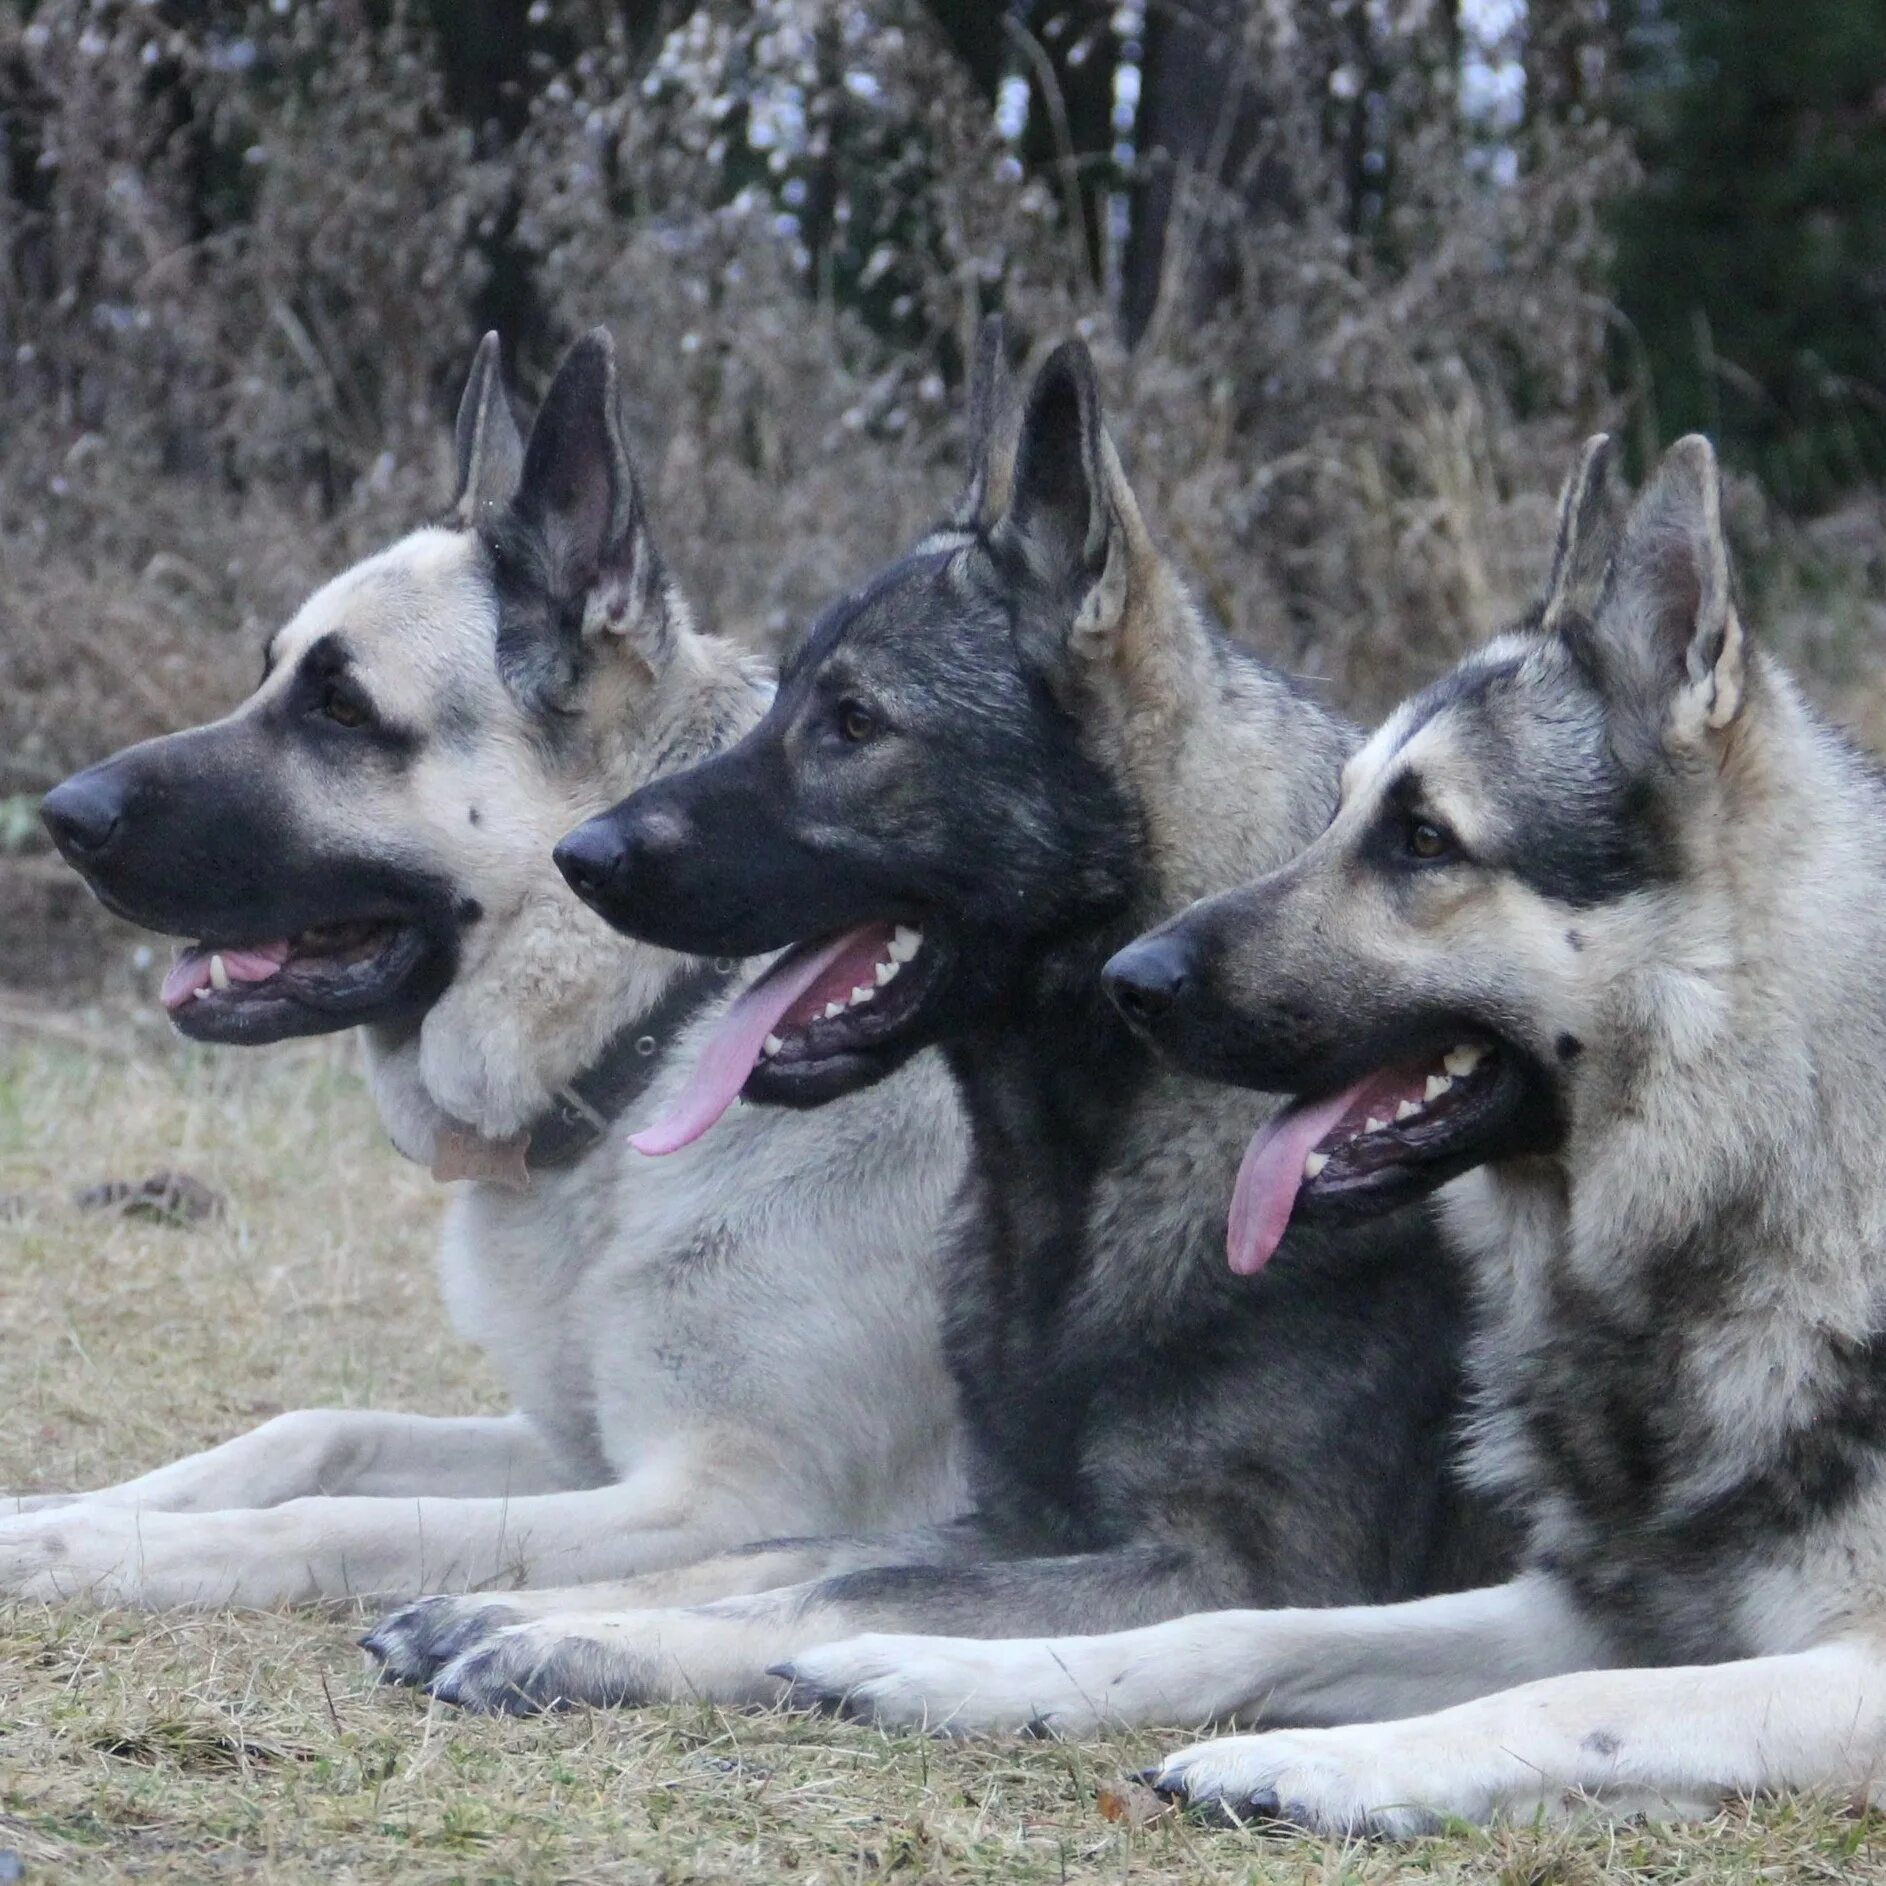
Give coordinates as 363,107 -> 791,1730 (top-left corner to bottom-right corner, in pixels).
8,2 -> 1885,990
4,1029 -> 1885,1883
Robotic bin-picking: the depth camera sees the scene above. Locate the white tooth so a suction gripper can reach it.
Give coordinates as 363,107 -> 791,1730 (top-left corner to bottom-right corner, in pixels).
1365,1116 -> 1388,1135
824,1002 -> 845,1020
1304,1151 -> 1329,1179
889,926 -> 921,963
850,985 -> 874,1006
193,986 -> 213,1001
762,1034 -> 784,1058
1444,1044 -> 1484,1078
1425,1074 -> 1453,1102
1396,1099 -> 1421,1122
875,959 -> 900,987
209,953 -> 230,992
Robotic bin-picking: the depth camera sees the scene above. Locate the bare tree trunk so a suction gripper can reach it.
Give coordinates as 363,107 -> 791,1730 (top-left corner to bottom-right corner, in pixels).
1120,0 -> 1274,346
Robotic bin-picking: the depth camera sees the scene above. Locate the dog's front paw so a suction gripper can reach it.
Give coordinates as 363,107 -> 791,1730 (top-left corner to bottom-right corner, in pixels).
773,1632 -> 1106,1736
1149,1727 -> 1468,1837
428,1613 -> 656,1715
0,1506 -> 134,1604
362,1594 -> 523,1687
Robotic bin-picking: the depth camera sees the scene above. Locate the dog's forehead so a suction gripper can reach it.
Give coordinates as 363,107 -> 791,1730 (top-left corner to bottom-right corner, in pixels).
1344,634 -> 1561,811
792,539 -> 987,680
268,527 -> 493,681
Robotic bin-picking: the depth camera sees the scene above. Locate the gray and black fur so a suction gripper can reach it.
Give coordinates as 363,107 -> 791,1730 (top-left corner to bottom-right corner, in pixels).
362,331 -> 1513,1718
801,434 -> 1886,1826
13,332 -> 965,1611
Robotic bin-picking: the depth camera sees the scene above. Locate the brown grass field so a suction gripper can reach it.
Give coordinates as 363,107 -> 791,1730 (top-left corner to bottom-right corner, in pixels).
2,1013 -> 1885,1883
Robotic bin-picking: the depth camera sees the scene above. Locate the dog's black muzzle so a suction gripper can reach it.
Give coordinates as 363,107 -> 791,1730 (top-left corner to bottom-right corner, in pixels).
40,766 -> 125,864
43,734 -> 301,937
558,744 -> 898,958
1100,910 -> 1320,1090
43,727 -> 458,1042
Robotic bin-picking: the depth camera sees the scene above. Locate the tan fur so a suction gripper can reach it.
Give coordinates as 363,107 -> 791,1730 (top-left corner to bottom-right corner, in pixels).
775,436 -> 1886,1829
1,503 -> 969,1606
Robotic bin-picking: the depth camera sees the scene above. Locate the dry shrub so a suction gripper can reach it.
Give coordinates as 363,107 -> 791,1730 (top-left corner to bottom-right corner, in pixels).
0,0 -> 1768,983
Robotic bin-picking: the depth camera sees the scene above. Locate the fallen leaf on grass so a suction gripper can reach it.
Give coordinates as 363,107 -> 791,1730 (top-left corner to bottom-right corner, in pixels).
73,1171 -> 223,1226
1096,1779 -> 1172,1827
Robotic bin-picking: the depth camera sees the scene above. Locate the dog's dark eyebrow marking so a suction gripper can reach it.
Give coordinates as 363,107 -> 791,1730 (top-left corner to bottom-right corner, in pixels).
789,547 -> 959,680
279,628 -> 421,764
1389,655 -> 1525,758
303,631 -> 353,674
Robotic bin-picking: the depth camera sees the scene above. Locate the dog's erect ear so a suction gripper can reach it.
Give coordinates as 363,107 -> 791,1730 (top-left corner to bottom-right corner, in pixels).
451,332 -> 524,529
1598,434 -> 1745,751
948,314 -> 1019,529
994,341 -> 1139,673
508,327 -> 679,671
1539,434 -> 1616,633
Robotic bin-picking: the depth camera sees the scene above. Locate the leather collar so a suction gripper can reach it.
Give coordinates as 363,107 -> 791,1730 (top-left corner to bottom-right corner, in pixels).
429,960 -> 738,1188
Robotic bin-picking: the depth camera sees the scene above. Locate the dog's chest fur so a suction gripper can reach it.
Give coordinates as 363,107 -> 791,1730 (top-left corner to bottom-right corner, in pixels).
432,1021 -> 971,1539
1457,1168 -> 1886,1664
940,945 -> 1514,1603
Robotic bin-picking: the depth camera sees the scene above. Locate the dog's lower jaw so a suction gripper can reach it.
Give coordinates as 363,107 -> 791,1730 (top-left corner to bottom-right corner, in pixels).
168,924 -> 451,1046
742,1043 -> 915,1109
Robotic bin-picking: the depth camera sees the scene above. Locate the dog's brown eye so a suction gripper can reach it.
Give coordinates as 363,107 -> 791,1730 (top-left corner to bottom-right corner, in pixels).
321,683 -> 370,729
1408,819 -> 1453,861
838,701 -> 876,743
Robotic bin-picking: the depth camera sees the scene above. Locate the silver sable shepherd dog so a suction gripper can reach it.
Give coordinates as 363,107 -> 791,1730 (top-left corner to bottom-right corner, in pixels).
19,330 -> 966,1607
359,332 -> 1509,1712
778,434 -> 1886,1830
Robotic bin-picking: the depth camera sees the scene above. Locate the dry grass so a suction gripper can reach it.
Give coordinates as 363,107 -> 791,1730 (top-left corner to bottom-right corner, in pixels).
1,1022 -> 1885,1882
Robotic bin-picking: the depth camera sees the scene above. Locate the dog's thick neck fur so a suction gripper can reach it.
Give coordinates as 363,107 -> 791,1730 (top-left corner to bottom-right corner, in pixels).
1452,644 -> 1886,1661
938,477 -> 1503,1594
356,527 -> 770,1167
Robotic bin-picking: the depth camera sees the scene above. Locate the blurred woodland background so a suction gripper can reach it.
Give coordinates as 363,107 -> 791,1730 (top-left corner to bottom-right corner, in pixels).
4,0 -> 1885,987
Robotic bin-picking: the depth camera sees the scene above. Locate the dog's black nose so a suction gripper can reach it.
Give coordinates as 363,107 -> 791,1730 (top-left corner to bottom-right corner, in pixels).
1103,935 -> 1191,1029
553,818 -> 629,907
41,770 -> 124,860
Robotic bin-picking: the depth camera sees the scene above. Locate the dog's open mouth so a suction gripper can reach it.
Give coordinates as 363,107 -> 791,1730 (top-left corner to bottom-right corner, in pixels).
1227,1038 -> 1517,1275
632,920 -> 941,1154
161,920 -> 440,1043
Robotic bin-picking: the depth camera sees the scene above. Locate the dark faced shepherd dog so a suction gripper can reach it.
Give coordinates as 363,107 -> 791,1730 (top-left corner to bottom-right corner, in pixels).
781,433 -> 1886,1834
362,326 -> 1514,1719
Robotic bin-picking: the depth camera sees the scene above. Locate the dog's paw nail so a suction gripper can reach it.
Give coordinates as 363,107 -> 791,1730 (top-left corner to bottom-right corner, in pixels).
765,1662 -> 797,1683
780,1677 -> 846,1715
1245,1788 -> 1282,1819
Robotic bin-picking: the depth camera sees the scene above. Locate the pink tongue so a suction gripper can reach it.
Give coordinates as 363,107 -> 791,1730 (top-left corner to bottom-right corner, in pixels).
630,929 -> 878,1157
1226,1083 -> 1368,1277
159,941 -> 291,1012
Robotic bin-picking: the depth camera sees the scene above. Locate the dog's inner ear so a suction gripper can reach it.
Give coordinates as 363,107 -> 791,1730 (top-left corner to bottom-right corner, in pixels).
948,313 -> 1019,530
1597,434 -> 1745,751
507,326 -> 675,676
1539,434 -> 1617,634
994,341 -> 1132,675
451,331 -> 524,529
